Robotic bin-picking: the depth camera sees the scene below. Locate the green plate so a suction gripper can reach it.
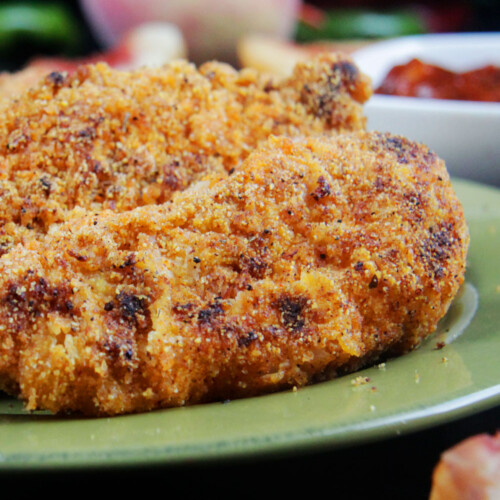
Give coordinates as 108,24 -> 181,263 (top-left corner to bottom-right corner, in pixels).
1,178 -> 499,470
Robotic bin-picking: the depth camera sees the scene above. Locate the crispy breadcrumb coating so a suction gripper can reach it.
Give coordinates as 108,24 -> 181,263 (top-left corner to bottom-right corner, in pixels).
0,54 -> 371,255
0,132 -> 468,416
0,66 -> 51,101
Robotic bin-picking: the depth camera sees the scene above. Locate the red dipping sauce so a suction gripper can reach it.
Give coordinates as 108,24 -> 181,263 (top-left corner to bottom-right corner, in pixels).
375,58 -> 500,102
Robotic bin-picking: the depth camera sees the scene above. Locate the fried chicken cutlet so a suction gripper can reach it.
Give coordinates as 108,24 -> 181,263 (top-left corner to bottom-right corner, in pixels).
0,131 -> 468,416
0,53 -> 371,255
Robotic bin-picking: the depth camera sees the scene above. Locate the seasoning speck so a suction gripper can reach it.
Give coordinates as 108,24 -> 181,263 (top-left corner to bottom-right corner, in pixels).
351,376 -> 370,386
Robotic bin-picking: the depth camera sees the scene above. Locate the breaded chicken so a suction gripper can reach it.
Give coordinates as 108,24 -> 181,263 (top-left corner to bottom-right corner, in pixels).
0,132 -> 468,416
0,53 -> 371,255
0,65 -> 51,101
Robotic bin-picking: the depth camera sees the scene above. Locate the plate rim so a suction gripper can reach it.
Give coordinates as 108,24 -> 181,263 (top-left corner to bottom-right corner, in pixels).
2,380 -> 500,472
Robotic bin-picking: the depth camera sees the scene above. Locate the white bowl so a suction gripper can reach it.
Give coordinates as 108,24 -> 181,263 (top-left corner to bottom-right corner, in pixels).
353,33 -> 500,186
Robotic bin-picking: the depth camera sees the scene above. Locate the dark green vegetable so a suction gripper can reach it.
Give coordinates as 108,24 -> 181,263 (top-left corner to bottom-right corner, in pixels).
296,8 -> 428,42
0,2 -> 83,56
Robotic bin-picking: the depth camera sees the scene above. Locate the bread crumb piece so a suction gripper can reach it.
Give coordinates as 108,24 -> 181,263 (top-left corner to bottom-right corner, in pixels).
351,376 -> 370,386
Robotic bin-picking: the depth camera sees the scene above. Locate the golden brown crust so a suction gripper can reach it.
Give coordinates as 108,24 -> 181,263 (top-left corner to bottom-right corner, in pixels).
0,54 -> 371,255
0,132 -> 468,416
0,65 -> 52,100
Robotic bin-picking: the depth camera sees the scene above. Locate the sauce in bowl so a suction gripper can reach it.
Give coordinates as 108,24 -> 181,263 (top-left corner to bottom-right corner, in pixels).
376,58 -> 500,102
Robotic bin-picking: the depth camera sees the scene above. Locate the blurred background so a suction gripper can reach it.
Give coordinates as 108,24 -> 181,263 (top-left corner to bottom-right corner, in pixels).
0,0 -> 497,72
